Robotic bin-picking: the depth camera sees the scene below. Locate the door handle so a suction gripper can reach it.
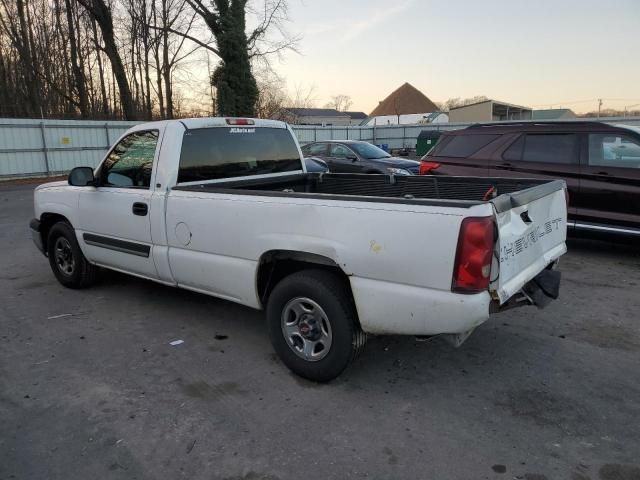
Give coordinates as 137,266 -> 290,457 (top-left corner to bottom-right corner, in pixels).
497,162 -> 513,170
132,202 -> 148,216
594,171 -> 609,176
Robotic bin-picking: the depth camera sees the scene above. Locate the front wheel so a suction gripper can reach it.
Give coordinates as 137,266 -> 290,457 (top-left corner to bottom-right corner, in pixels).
266,269 -> 366,382
47,222 -> 98,289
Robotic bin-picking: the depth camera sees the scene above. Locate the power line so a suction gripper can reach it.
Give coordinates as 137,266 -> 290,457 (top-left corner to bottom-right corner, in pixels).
530,97 -> 640,107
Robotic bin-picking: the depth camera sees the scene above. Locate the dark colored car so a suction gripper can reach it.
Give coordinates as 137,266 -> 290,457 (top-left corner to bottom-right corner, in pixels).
421,121 -> 640,236
301,140 -> 421,175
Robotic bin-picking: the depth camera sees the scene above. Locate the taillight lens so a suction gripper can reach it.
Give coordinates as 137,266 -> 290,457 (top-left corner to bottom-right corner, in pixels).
452,217 -> 495,293
226,118 -> 255,125
419,161 -> 440,175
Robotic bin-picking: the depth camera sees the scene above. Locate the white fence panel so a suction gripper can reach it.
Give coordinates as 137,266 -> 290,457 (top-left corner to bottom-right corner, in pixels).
1,116 -> 640,178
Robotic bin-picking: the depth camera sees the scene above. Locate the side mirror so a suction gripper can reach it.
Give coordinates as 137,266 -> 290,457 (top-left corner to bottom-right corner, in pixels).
347,154 -> 358,162
68,167 -> 96,186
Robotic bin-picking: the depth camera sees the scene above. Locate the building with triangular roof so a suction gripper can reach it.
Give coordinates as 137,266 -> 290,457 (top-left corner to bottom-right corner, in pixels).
365,83 -> 445,125
370,82 -> 439,116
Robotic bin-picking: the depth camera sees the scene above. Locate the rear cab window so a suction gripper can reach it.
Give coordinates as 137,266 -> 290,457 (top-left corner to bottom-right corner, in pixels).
431,134 -> 500,158
177,127 -> 302,183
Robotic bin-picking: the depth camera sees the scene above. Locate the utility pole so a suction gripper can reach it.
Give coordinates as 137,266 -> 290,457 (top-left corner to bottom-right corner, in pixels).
624,103 -> 640,118
597,98 -> 603,118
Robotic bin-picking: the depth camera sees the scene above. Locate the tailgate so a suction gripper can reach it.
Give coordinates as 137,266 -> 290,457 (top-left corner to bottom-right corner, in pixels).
491,180 -> 567,304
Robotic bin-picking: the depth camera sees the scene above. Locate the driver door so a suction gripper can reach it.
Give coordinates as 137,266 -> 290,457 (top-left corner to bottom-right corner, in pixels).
77,129 -> 162,279
326,144 -> 361,173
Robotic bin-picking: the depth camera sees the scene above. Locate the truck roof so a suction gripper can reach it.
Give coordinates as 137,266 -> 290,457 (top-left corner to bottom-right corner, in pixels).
125,117 -> 289,132
179,117 -> 288,130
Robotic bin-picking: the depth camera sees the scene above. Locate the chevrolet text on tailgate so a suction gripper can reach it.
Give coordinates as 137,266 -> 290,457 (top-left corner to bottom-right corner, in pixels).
30,118 -> 567,381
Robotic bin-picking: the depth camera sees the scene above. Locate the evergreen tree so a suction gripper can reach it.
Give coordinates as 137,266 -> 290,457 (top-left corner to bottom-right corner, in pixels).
191,0 -> 258,116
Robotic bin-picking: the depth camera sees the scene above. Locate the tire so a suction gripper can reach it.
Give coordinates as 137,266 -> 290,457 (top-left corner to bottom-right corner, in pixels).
266,269 -> 366,382
47,221 -> 98,289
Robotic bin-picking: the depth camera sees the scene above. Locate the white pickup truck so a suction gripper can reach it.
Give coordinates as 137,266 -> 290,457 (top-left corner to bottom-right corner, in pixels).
30,118 -> 567,381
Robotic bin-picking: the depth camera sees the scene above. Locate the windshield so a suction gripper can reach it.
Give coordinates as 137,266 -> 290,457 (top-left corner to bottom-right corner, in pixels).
349,142 -> 391,159
177,127 -> 302,183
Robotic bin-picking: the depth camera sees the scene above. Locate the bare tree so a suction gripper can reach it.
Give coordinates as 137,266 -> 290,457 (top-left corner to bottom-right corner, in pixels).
436,95 -> 488,112
158,0 -> 297,116
0,0 -> 295,120
325,94 -> 352,112
65,0 -> 88,117
75,0 -> 137,119
289,83 -> 318,108
254,67 -> 287,118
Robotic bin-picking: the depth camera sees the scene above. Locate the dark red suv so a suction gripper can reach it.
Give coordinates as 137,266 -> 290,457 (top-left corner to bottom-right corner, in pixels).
421,121 -> 640,236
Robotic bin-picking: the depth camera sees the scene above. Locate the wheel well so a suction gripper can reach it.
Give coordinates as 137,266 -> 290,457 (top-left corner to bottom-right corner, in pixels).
39,213 -> 71,251
256,250 -> 351,305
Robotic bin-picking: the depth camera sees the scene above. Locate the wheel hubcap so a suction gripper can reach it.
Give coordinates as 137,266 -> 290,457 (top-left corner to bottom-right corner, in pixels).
281,297 -> 332,361
54,237 -> 75,276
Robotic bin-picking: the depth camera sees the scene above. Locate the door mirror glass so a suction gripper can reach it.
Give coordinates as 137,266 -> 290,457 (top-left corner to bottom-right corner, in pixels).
68,167 -> 96,186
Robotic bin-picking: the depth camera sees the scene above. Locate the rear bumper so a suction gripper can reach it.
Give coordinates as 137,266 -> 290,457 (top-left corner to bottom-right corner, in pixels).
350,266 -> 561,337
350,276 -> 491,336
30,218 -> 45,255
491,267 -> 561,313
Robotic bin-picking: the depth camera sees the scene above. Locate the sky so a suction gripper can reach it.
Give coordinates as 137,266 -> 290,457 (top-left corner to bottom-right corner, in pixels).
269,0 -> 640,114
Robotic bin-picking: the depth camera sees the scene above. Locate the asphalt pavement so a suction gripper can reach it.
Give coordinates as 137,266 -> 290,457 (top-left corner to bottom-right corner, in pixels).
1,183 -> 639,480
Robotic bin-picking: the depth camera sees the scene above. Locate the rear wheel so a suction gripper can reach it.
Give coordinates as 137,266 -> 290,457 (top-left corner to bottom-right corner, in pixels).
266,269 -> 366,382
47,222 -> 98,289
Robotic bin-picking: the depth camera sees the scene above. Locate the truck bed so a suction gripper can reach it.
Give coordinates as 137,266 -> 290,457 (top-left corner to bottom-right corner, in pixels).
173,173 -> 565,213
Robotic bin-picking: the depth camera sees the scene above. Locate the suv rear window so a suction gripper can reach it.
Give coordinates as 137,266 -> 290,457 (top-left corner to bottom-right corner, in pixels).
503,134 -> 577,164
178,127 -> 302,183
431,134 -> 500,158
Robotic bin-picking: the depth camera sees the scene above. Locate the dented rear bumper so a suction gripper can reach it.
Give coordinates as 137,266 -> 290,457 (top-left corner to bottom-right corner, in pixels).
490,267 -> 561,313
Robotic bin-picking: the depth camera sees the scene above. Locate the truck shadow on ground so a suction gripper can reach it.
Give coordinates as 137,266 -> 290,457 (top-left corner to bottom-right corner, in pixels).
16,255 -> 639,479
95,265 -> 640,440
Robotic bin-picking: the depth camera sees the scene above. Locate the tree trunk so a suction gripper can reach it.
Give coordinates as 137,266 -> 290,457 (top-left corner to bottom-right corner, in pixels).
15,0 -> 41,116
77,0 -> 136,120
90,18 -> 109,117
65,0 -> 88,117
140,0 -> 152,118
151,0 -> 164,118
161,0 -> 172,119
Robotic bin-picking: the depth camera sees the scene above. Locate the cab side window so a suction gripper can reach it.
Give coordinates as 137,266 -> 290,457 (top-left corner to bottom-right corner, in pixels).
330,144 -> 353,157
100,130 -> 159,188
588,133 -> 640,168
306,143 -> 328,156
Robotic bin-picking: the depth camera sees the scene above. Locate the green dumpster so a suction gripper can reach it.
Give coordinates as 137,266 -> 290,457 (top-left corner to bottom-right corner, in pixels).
416,130 -> 443,157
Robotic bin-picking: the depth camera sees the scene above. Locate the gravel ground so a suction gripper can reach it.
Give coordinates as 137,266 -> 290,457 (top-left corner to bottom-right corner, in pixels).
1,183 -> 639,480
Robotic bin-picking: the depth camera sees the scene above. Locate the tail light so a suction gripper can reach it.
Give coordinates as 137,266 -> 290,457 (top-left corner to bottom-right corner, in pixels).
419,161 -> 440,175
452,216 -> 495,293
226,118 -> 255,125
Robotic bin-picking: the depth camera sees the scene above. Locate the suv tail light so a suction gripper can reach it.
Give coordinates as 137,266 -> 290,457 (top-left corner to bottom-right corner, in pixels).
226,118 -> 255,125
452,216 -> 495,293
419,161 -> 440,175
